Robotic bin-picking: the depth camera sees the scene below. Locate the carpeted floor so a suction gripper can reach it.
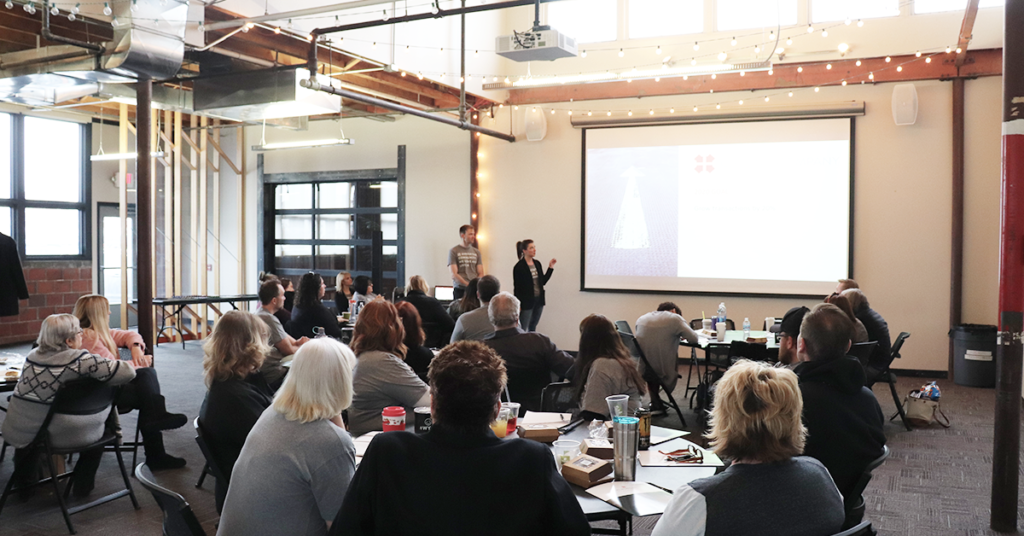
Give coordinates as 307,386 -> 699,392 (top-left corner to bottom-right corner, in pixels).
0,340 -> 1021,536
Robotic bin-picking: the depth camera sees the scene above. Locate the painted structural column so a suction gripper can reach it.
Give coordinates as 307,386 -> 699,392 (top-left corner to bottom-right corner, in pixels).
136,79 -> 155,353
991,0 -> 1024,531
950,77 -> 965,379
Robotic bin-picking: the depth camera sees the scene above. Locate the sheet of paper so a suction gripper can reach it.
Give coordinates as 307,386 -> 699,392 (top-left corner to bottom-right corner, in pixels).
639,438 -> 724,467
520,411 -> 572,426
353,431 -> 381,457
650,426 -> 688,446
585,481 -> 674,517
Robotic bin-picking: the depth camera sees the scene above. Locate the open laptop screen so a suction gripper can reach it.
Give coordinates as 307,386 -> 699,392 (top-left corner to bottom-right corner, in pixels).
433,286 -> 455,301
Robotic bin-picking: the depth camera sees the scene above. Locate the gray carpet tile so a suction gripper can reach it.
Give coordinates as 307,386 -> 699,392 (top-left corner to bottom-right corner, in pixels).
0,341 -> 1022,535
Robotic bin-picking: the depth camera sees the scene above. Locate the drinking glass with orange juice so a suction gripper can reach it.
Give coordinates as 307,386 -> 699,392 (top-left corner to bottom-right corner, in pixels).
490,407 -> 512,438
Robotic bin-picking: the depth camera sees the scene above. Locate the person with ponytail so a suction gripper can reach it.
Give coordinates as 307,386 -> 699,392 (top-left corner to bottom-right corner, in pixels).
512,239 -> 556,332
73,294 -> 187,470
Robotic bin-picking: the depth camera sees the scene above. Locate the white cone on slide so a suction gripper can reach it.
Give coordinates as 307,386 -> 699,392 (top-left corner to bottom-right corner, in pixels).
612,167 -> 650,250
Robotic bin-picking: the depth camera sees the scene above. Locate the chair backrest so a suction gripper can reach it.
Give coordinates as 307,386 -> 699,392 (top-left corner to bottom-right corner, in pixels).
847,342 -> 878,367
845,445 -> 890,510
194,417 -> 229,483
617,330 -> 650,371
540,381 -> 578,414
831,521 -> 872,536
614,320 -> 633,335
50,378 -> 117,417
689,318 -> 703,330
135,463 -> 207,536
890,332 -> 910,359
727,340 -> 770,363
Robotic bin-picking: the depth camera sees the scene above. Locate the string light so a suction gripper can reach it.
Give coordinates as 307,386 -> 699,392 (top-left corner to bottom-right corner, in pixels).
656,45 -> 661,55
885,56 -> 891,62
945,46 -> 951,53
550,109 -> 555,114
786,37 -> 793,45
857,19 -> 864,27
821,29 -> 828,37
925,57 -> 932,63
691,58 -> 697,65
587,111 -> 592,116
693,105 -> 698,112
718,52 -> 727,61
841,80 -> 847,86
739,71 -> 745,76
4,1 -> 13,9
768,31 -> 775,41
739,99 -> 744,105
649,109 -> 654,115
581,50 -> 587,57
716,103 -> 720,109
844,18 -> 851,25
417,72 -> 423,80
915,51 -> 921,57
764,96 -> 769,102
826,64 -> 832,70
568,110 -> 572,115
807,24 -> 814,33
768,69 -> 773,75
956,47 -> 962,53
273,26 -> 280,33
754,45 -> 760,53
896,65 -> 902,72
670,107 -> 675,113
693,42 -> 699,51
711,73 -> 716,79
855,60 -> 861,66
797,66 -> 803,73
50,4 -> 58,15
606,111 -> 611,116
474,50 -> 479,56
731,37 -> 737,46
618,48 -> 624,57
868,72 -> 874,80
627,110 -> 633,116
102,2 -> 110,15
788,91 -> 793,97
814,86 -> 820,92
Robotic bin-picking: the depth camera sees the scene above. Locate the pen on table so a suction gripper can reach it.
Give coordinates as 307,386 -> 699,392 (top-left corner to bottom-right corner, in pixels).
647,483 -> 675,495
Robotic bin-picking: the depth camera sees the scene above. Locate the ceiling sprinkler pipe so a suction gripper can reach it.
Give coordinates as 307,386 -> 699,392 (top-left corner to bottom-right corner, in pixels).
301,78 -> 515,142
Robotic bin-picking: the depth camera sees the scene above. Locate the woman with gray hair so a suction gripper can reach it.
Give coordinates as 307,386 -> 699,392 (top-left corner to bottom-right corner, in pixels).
218,338 -> 358,536
2,314 -> 136,497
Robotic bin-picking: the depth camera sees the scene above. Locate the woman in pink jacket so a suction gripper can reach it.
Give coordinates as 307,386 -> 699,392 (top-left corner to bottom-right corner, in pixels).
73,295 -> 188,470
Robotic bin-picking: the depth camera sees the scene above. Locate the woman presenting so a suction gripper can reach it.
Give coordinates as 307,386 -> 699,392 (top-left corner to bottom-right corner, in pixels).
513,239 -> 555,332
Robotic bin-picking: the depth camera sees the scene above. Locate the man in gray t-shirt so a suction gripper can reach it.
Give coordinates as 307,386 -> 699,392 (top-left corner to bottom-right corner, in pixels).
448,225 -> 484,300
256,280 -> 309,386
450,275 -> 500,343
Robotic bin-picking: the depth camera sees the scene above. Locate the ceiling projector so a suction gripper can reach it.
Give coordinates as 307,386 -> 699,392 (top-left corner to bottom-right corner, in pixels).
495,27 -> 578,62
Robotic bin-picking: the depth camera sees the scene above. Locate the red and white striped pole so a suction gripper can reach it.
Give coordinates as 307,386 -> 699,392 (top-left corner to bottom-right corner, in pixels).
991,1 -> 1024,531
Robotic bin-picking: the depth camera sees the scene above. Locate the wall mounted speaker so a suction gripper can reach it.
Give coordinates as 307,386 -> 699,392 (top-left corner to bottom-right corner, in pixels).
892,83 -> 918,126
524,107 -> 548,141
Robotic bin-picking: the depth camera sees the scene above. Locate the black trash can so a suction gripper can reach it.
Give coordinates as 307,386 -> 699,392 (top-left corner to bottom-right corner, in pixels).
950,324 -> 997,387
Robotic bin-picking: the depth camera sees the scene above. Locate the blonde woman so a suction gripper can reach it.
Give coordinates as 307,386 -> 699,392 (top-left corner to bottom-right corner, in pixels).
3,314 -> 136,497
401,275 -> 454,347
73,294 -> 187,470
199,310 -> 276,513
651,360 -> 844,536
334,271 -> 353,313
218,339 -> 357,536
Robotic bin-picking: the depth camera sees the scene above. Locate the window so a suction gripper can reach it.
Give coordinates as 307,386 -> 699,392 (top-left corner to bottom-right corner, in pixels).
717,0 -> 797,31
97,203 -> 136,307
547,0 -> 617,44
915,0 -> 1002,13
811,0 -> 899,22
0,112 -> 89,258
629,0 -> 703,39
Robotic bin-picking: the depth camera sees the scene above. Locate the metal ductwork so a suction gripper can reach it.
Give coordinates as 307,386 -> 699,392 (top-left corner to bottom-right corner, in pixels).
193,67 -> 341,122
0,0 -> 188,106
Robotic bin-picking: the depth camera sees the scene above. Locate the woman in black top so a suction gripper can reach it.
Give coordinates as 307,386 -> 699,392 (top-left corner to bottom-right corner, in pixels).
402,275 -> 455,347
334,271 -> 353,313
396,301 -> 435,383
199,311 -> 275,513
513,239 -> 556,332
448,277 -> 480,321
286,272 -> 343,340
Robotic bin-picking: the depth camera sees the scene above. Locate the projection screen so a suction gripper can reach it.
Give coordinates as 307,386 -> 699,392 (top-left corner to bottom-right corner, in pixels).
582,117 -> 853,296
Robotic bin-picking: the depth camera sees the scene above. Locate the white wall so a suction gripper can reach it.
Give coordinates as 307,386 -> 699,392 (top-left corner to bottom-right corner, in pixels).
476,76 -> 1002,371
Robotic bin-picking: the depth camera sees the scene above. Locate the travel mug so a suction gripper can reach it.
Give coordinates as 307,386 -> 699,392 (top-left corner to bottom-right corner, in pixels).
612,417 -> 639,481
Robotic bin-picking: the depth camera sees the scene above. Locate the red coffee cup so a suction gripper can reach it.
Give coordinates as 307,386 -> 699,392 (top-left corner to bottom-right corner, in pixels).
382,406 -> 406,432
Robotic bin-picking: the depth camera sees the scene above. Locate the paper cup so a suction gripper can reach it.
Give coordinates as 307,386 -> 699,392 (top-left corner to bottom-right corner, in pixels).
702,318 -> 713,331
716,322 -> 726,342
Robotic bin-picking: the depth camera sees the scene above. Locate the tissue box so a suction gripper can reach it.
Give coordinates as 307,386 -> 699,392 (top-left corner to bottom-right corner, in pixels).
561,455 -> 613,488
582,438 -> 614,459
518,424 -> 560,443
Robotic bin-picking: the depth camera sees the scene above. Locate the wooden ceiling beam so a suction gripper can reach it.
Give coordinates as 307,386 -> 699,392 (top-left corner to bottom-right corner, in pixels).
508,49 -> 1003,105
954,0 -> 981,68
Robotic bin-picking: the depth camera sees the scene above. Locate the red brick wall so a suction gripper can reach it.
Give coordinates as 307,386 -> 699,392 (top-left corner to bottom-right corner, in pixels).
0,260 -> 92,347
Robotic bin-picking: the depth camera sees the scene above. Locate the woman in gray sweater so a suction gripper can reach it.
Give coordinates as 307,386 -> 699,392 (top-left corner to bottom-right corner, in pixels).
2,314 -> 136,497
573,315 -> 648,420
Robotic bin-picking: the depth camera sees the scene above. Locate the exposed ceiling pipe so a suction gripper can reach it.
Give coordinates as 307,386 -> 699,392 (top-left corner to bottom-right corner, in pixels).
42,6 -> 104,53
301,77 -> 515,142
203,0 -> 403,31
0,49 -> 94,70
192,25 -> 251,52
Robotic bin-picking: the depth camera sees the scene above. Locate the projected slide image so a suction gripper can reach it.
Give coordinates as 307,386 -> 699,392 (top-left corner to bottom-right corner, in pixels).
586,146 -> 680,278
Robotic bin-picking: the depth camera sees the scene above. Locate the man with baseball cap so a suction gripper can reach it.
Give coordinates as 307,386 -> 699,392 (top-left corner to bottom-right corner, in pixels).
776,305 -> 810,369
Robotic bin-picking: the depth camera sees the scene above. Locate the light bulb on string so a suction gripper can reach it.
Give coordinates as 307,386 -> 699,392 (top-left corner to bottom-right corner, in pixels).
691,58 -> 697,65
739,71 -> 745,76
739,100 -> 743,105
885,56 -> 891,62
693,42 -> 699,51
857,19 -> 863,27
22,2 -> 30,13
102,2 -> 110,15
430,1 -> 438,14
754,45 -> 760,53
655,45 -> 661,55
130,0 -> 137,12
581,50 -> 587,57
797,66 -> 803,73
382,8 -> 389,21
769,31 -> 775,41
513,105 -> 518,110
814,86 -> 820,92
868,72 -> 874,80
618,48 -> 624,57
587,111 -> 592,116
915,51 -> 921,57
4,2 -> 12,10
822,29 -> 828,37
844,18 -> 851,25
111,16 -> 118,26
550,109 -> 555,115
956,47 -> 962,53
273,26 -> 280,34
896,65 -> 902,72
764,96 -> 769,102
50,4 -> 58,15
418,72 -> 424,80
711,73 -> 716,79
807,24 -> 813,33
606,111 -> 611,116
855,60 -> 861,66
655,77 -> 660,82
67,10 -> 74,19
649,109 -> 654,115
669,108 -> 675,113
531,107 -> 536,113
841,80 -> 847,86
474,50 -> 479,57
693,106 -> 698,112
788,91 -> 793,97
716,103 -> 721,109
628,110 -> 632,116
925,57 -> 932,63
568,110 -> 572,116
730,37 -> 736,46
786,37 -> 792,45
718,52 -> 727,61
372,42 -> 377,49
945,46 -> 951,53
826,63 -> 832,70
401,71 -> 406,77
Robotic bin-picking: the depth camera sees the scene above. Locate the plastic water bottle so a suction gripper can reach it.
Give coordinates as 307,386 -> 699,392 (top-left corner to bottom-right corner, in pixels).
743,318 -> 751,338
314,326 -> 326,339
717,303 -> 727,325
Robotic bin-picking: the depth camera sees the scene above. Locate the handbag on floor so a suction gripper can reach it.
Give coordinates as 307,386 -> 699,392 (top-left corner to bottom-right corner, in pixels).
900,383 -> 950,428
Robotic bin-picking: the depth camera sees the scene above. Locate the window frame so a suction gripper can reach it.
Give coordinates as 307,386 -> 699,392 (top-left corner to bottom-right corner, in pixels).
0,113 -> 91,260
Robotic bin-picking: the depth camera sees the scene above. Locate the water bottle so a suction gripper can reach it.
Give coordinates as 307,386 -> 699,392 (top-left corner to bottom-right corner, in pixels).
314,326 -> 326,339
742,318 -> 750,338
717,302 -> 727,325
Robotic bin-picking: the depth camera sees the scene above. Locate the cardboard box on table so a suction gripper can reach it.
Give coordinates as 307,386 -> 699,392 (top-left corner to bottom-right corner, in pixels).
561,455 -> 613,488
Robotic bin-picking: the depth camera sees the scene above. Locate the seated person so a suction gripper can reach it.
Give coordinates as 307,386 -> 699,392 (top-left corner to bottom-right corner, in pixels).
334,271 -> 353,314
3,314 -> 137,498
351,276 -> 377,317
287,272 -> 343,341
652,360 -> 845,536
447,277 -> 480,321
574,315 -> 648,420
450,275 -> 500,343
483,292 -> 574,412
199,310 -> 276,512
396,301 -> 434,383
842,288 -> 892,373
329,341 -> 590,536
281,278 -> 296,313
635,303 -> 699,413
259,272 -> 290,324
775,306 -> 810,370
348,301 -> 431,436
825,293 -> 868,343
218,339 -> 357,536
256,279 -> 309,388
73,294 -> 186,470
795,303 -> 886,504
401,275 -> 455,347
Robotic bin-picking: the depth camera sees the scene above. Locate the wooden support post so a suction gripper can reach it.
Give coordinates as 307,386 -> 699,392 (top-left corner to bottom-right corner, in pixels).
199,116 -> 209,338
118,103 -> 128,330
189,115 -> 198,338
950,77 -> 965,379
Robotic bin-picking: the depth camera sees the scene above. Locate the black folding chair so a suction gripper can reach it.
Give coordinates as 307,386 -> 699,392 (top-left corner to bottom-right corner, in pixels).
135,463 -> 206,536
193,418 -> 228,490
619,331 -> 687,427
614,320 -> 633,335
832,521 -> 873,536
540,382 -> 578,414
848,342 -> 878,368
865,332 -> 912,431
111,348 -> 143,471
0,379 -> 140,534
843,445 -> 889,529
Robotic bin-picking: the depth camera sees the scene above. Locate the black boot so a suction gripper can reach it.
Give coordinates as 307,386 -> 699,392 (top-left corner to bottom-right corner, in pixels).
139,394 -> 188,434
142,429 -> 187,471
